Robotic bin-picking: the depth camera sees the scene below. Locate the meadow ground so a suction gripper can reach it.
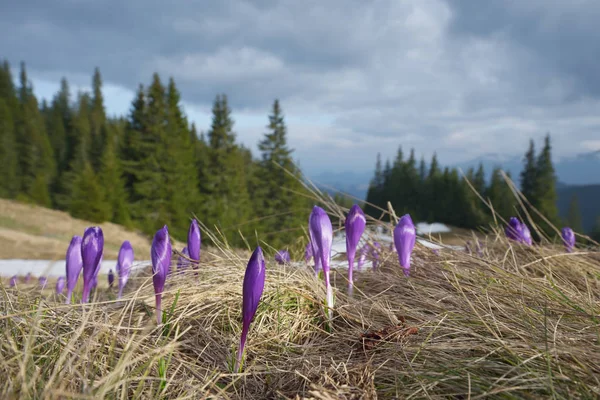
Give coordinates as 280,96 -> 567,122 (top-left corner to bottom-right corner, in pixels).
1,219 -> 599,399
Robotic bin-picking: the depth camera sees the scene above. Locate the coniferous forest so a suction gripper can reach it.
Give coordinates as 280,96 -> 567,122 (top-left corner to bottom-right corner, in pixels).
0,59 -> 594,245
0,61 -> 309,248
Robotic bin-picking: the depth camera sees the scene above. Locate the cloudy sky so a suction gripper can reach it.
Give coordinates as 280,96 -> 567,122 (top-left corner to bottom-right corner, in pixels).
2,0 -> 600,177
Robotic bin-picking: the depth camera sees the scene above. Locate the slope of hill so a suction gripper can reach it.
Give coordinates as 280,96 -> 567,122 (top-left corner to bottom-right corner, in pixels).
557,184 -> 600,233
0,199 -> 153,260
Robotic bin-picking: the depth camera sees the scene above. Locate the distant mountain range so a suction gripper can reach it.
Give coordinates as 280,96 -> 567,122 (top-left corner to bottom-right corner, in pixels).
307,151 -> 600,232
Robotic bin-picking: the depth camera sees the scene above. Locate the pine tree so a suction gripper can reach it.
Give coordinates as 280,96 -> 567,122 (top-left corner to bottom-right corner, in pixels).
473,163 -> 486,195
89,68 -> 107,170
534,134 -> 559,231
520,139 -> 537,204
70,160 -> 109,222
0,99 -> 19,197
486,168 -> 517,220
98,135 -> 131,226
256,99 -> 308,247
566,194 -> 583,233
365,153 -> 384,218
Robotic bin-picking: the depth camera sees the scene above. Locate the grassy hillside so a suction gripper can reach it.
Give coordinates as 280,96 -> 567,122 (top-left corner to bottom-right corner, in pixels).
0,198 -> 153,260
557,184 -> 600,233
1,222 -> 599,398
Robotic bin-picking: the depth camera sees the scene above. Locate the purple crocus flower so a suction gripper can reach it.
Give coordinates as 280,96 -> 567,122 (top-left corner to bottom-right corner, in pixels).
521,223 -> 532,246
561,227 -> 575,253
65,235 -> 83,304
304,242 -> 313,263
56,276 -> 65,294
151,225 -> 172,324
345,204 -> 366,291
187,219 -> 201,267
371,241 -> 382,270
81,227 -> 104,303
394,214 -> 417,277
309,206 -> 334,319
177,246 -> 190,272
274,250 -> 290,265
91,275 -> 98,290
116,240 -> 134,299
9,275 -> 17,287
108,269 -> 114,288
235,246 -> 266,372
505,217 -> 524,243
24,272 -> 32,283
308,224 -> 322,276
39,276 -> 48,289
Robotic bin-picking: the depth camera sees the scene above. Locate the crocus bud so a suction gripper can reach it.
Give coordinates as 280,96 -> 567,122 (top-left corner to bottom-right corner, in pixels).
521,223 -> 532,246
345,204 -> 366,291
371,241 -> 382,270
187,219 -> 201,267
561,227 -> 575,253
108,269 -> 114,288
24,272 -> 32,283
177,246 -> 190,272
235,246 -> 266,372
304,242 -> 313,263
56,276 -> 65,294
308,226 -> 322,276
39,276 -> 48,289
394,214 -> 417,277
116,240 -> 134,299
65,235 -> 83,304
9,275 -> 17,287
274,250 -> 290,265
309,206 -> 334,319
151,225 -> 172,324
81,227 -> 104,303
505,217 -> 524,243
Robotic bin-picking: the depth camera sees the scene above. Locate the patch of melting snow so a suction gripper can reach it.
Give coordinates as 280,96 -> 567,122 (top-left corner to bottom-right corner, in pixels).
0,259 -> 149,278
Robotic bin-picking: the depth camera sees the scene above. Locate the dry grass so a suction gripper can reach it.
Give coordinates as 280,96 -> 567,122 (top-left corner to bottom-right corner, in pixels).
1,222 -> 599,399
0,199 -> 153,259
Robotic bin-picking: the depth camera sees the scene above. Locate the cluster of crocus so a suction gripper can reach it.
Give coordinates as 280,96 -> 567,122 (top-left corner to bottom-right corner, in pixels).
345,204 -> 366,292
65,235 -> 83,304
394,214 -> 417,277
274,250 -> 290,265
116,240 -> 134,299
187,219 -> 201,270
505,217 -> 532,246
561,227 -> 576,253
81,227 -> 104,303
56,276 -> 65,294
309,206 -> 334,320
151,225 -> 171,324
236,246 -> 266,372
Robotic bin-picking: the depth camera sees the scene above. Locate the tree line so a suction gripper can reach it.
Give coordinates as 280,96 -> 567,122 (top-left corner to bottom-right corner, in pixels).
0,60 -> 310,248
364,134 -> 596,240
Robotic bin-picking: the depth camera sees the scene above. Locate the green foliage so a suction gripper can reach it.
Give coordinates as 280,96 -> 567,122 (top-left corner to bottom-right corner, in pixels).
565,195 -> 583,233
486,168 -> 517,220
69,161 -> 109,223
0,99 -> 19,198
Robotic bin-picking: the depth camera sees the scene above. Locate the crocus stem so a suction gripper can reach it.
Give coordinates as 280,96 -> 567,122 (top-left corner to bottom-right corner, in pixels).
81,286 -> 90,304
156,293 -> 162,324
347,254 -> 354,286
118,285 -> 124,299
324,270 -> 333,321
66,290 -> 72,305
235,325 -> 249,373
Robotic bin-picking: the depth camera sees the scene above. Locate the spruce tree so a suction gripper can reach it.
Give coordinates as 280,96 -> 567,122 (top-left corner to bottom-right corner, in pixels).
0,99 -> 19,197
89,68 -> 107,170
486,168 -> 517,220
566,194 -> 583,233
256,99 -> 308,247
98,135 -> 131,226
534,134 -> 559,231
70,160 -> 109,222
365,153 -> 384,218
520,139 -> 537,204
473,163 -> 486,195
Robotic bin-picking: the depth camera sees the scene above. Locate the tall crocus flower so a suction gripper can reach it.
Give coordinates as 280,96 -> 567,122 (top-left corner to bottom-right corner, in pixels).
561,227 -> 575,253
177,246 -> 190,272
65,235 -> 83,304
394,214 -> 417,277
345,204 -> 366,292
187,219 -> 201,268
505,217 -> 524,243
81,227 -> 104,303
521,223 -> 532,246
151,225 -> 172,324
56,276 -> 65,294
108,269 -> 114,288
116,240 -> 134,299
274,250 -> 290,265
236,246 -> 266,372
309,206 -> 334,319
9,275 -> 17,287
